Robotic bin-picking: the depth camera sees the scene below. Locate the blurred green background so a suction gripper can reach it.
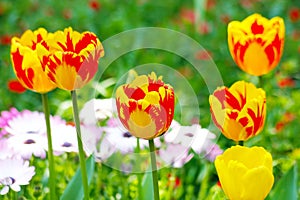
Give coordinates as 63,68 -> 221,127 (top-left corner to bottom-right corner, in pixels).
1,0 -> 300,198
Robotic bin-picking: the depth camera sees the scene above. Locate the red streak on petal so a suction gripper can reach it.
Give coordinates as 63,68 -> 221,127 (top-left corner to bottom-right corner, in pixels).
247,103 -> 264,135
11,49 -> 33,89
251,20 -> 264,34
127,87 -> 146,101
214,88 -> 242,110
239,116 -> 248,127
75,33 -> 98,54
228,111 -> 238,120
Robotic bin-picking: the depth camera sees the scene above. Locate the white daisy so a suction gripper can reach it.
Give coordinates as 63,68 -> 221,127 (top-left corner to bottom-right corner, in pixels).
0,158 -> 35,195
0,139 -> 17,159
158,143 -> 194,168
50,124 -> 78,156
103,125 -> 148,154
80,98 -> 115,125
164,123 -> 216,154
81,125 -> 116,162
3,110 -> 66,159
0,108 -> 20,136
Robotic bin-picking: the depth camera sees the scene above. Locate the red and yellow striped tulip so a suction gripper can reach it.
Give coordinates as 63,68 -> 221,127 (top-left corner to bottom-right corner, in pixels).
209,81 -> 266,141
10,28 -> 56,93
215,145 -> 274,200
40,27 -> 104,91
228,13 -> 285,76
115,72 -> 175,140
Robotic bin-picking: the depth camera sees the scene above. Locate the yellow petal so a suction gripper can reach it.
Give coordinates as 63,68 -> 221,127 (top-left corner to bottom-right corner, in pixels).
241,166 -> 274,200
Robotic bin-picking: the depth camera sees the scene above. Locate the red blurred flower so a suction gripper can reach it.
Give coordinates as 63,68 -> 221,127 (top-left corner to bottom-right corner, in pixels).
195,50 -> 212,60
0,34 -> 13,45
275,121 -> 285,132
7,79 -> 26,93
291,30 -> 300,40
277,77 -> 295,88
167,173 -> 181,188
206,0 -> 216,10
289,7 -> 300,22
217,180 -> 222,188
180,8 -> 195,24
198,22 -> 211,35
275,112 -> 295,133
62,9 -> 72,19
89,0 -> 101,11
221,14 -> 231,24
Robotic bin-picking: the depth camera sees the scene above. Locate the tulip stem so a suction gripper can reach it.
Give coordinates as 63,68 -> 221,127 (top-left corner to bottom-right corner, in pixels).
136,138 -> 143,199
258,75 -> 263,88
41,93 -> 56,199
71,90 -> 89,200
238,141 -> 244,146
149,139 -> 160,200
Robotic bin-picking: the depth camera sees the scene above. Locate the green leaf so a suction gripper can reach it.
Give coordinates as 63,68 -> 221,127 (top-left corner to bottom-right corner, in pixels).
60,155 -> 95,200
141,172 -> 154,200
268,163 -> 298,200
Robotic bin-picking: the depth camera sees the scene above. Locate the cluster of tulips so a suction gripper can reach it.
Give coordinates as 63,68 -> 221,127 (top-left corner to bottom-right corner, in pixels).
10,27 -> 104,199
8,12 -> 285,199
114,13 -> 285,200
210,13 -> 285,200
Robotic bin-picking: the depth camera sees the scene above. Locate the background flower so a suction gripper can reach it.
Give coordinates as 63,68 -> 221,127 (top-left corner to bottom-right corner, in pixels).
1,109 -> 66,159
80,98 -> 115,125
228,13 -> 285,76
0,158 -> 35,195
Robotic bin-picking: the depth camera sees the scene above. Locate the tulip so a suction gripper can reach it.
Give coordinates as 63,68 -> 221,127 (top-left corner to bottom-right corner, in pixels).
10,28 -> 56,93
215,145 -> 274,200
115,72 -> 175,140
39,27 -> 104,90
228,13 -> 285,76
209,81 -> 266,141
11,28 -> 58,198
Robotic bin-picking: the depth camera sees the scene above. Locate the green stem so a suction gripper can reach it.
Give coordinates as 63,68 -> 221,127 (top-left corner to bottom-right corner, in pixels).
238,140 -> 244,146
41,93 -> 56,199
258,75 -> 263,88
149,139 -> 160,200
198,163 -> 211,200
71,90 -> 89,200
136,138 -> 143,200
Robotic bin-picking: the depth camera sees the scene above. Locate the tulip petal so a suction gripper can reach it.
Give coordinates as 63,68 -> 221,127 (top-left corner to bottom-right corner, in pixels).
242,166 -> 274,200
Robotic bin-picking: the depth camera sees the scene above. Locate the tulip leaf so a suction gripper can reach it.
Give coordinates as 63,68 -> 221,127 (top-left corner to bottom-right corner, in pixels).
60,155 -> 95,200
140,172 -> 154,200
268,164 -> 298,200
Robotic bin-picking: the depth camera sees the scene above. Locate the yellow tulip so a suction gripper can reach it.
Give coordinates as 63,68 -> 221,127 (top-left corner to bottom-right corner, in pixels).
215,145 -> 274,200
228,13 -> 285,76
115,72 -> 175,139
209,81 -> 266,141
10,28 -> 56,93
39,27 -> 104,91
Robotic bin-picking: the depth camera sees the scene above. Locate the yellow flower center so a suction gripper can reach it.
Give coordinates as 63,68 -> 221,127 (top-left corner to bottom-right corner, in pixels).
130,110 -> 151,127
243,42 -> 269,75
